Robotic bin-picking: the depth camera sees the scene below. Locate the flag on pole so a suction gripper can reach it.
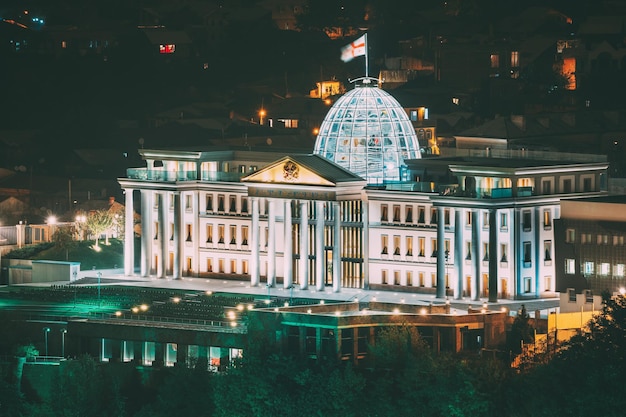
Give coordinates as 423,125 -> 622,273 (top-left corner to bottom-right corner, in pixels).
341,34 -> 366,62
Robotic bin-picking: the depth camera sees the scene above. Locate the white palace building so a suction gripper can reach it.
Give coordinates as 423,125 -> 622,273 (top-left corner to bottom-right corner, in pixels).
118,78 -> 609,302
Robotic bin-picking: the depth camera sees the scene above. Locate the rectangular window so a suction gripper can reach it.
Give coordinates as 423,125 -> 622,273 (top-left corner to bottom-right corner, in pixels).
159,44 -> 175,54
381,270 -> 388,285
185,195 -> 192,211
241,226 -> 249,246
419,272 -> 425,287
585,290 -> 594,303
524,277 -> 531,293
598,234 -> 609,245
566,228 -> 575,243
568,288 -> 576,302
394,271 -> 400,285
544,240 -> 552,261
241,198 -> 248,214
229,196 -> 237,213
500,212 -> 508,230
393,205 -> 401,222
218,259 -> 225,273
206,195 -> 213,212
217,195 -> 225,212
466,211 -> 472,227
511,51 -> 519,67
581,233 -> 592,244
615,264 -> 625,277
417,206 -> 425,223
430,208 -> 438,224
522,210 -> 532,232
186,224 -> 192,242
206,224 -> 213,243
523,242 -> 532,266
583,177 -> 592,192
444,208 -> 451,226
381,235 -> 388,255
393,235 -> 401,256
583,261 -> 594,276
405,206 -> 413,223
407,271 -> 413,286
482,243 -> 489,261
500,243 -> 508,263
381,205 -> 388,222
465,241 -> 472,260
542,180 -> 551,194
218,225 -> 225,244
482,212 -> 489,229
242,260 -> 248,274
599,263 -> 610,276
543,209 -> 552,230
565,258 -> 575,274
406,236 -> 413,256
563,179 -> 572,193
229,225 -> 237,245
490,53 -> 500,68
418,237 -> 425,257
431,238 -> 438,257
207,258 -> 213,272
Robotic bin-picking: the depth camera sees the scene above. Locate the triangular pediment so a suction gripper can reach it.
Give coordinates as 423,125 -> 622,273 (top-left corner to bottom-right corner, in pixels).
243,156 -> 337,186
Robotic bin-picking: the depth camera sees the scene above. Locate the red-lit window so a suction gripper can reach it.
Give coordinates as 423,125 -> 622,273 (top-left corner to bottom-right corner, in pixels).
159,44 -> 175,54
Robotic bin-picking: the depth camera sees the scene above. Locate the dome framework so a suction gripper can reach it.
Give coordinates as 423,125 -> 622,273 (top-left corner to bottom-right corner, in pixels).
314,79 -> 421,183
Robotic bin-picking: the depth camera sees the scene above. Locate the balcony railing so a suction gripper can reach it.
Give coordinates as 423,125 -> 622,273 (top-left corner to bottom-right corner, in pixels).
126,168 -> 245,183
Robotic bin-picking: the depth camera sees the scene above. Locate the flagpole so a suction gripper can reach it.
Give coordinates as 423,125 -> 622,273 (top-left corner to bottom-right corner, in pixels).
365,32 -> 369,78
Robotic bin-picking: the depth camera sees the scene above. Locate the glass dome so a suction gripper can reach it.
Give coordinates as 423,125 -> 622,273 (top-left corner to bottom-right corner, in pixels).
313,79 -> 421,183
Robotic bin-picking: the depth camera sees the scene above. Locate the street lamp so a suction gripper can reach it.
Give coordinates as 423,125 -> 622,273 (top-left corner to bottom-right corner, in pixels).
97,271 -> 102,307
43,327 -> 50,357
60,329 -> 67,357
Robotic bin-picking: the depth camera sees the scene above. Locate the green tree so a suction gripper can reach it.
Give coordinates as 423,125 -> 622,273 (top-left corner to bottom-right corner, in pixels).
52,225 -> 77,260
508,304 -> 534,355
86,210 -> 114,249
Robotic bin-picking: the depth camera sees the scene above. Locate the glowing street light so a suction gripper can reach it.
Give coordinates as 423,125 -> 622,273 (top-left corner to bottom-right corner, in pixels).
43,327 -> 50,357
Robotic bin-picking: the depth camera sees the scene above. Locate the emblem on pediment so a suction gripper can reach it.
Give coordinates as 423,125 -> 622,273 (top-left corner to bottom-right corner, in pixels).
283,161 -> 299,181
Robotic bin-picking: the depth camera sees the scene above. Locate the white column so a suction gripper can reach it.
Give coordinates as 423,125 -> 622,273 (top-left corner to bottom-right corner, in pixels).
192,192 -> 199,276
283,200 -> 293,289
158,192 -> 168,279
299,201 -> 309,290
250,197 -> 260,286
315,200 -> 325,291
172,192 -> 182,279
124,188 -> 134,276
267,199 -> 276,287
140,190 -> 152,277
436,206 -> 446,298
471,209 -> 480,301
332,202 -> 341,293
362,201 -> 369,289
454,209 -> 463,300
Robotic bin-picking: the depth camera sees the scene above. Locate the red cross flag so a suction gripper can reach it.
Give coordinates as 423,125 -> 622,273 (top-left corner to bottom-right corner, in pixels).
341,34 -> 366,62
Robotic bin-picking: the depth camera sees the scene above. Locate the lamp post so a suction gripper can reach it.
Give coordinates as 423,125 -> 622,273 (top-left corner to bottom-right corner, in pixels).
97,271 -> 102,307
265,283 -> 271,305
60,329 -> 67,357
43,327 -> 50,357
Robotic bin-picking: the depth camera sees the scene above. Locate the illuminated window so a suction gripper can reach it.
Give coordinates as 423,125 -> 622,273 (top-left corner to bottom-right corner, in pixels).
565,228 -> 575,243
406,236 -> 413,256
206,224 -> 213,243
241,226 -> 248,245
482,243 -> 489,261
407,271 -> 413,286
465,241 -> 472,260
394,271 -> 400,285
186,224 -> 192,242
615,264 -> 625,277
418,237 -> 425,257
218,259 -> 224,273
510,51 -> 519,67
381,235 -> 388,255
218,224 -> 225,244
431,238 -> 437,257
466,211 -> 472,227
581,233 -> 592,244
230,259 -> 236,274
381,270 -> 388,285
543,209 -> 552,229
159,44 -> 176,54
583,261 -> 594,275
393,235 -> 401,256
444,209 -> 451,226
597,234 -> 609,245
230,225 -> 237,245
207,258 -> 213,272
490,54 -> 500,68
565,259 -> 575,274
599,263 -> 610,276
419,272 -> 425,287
